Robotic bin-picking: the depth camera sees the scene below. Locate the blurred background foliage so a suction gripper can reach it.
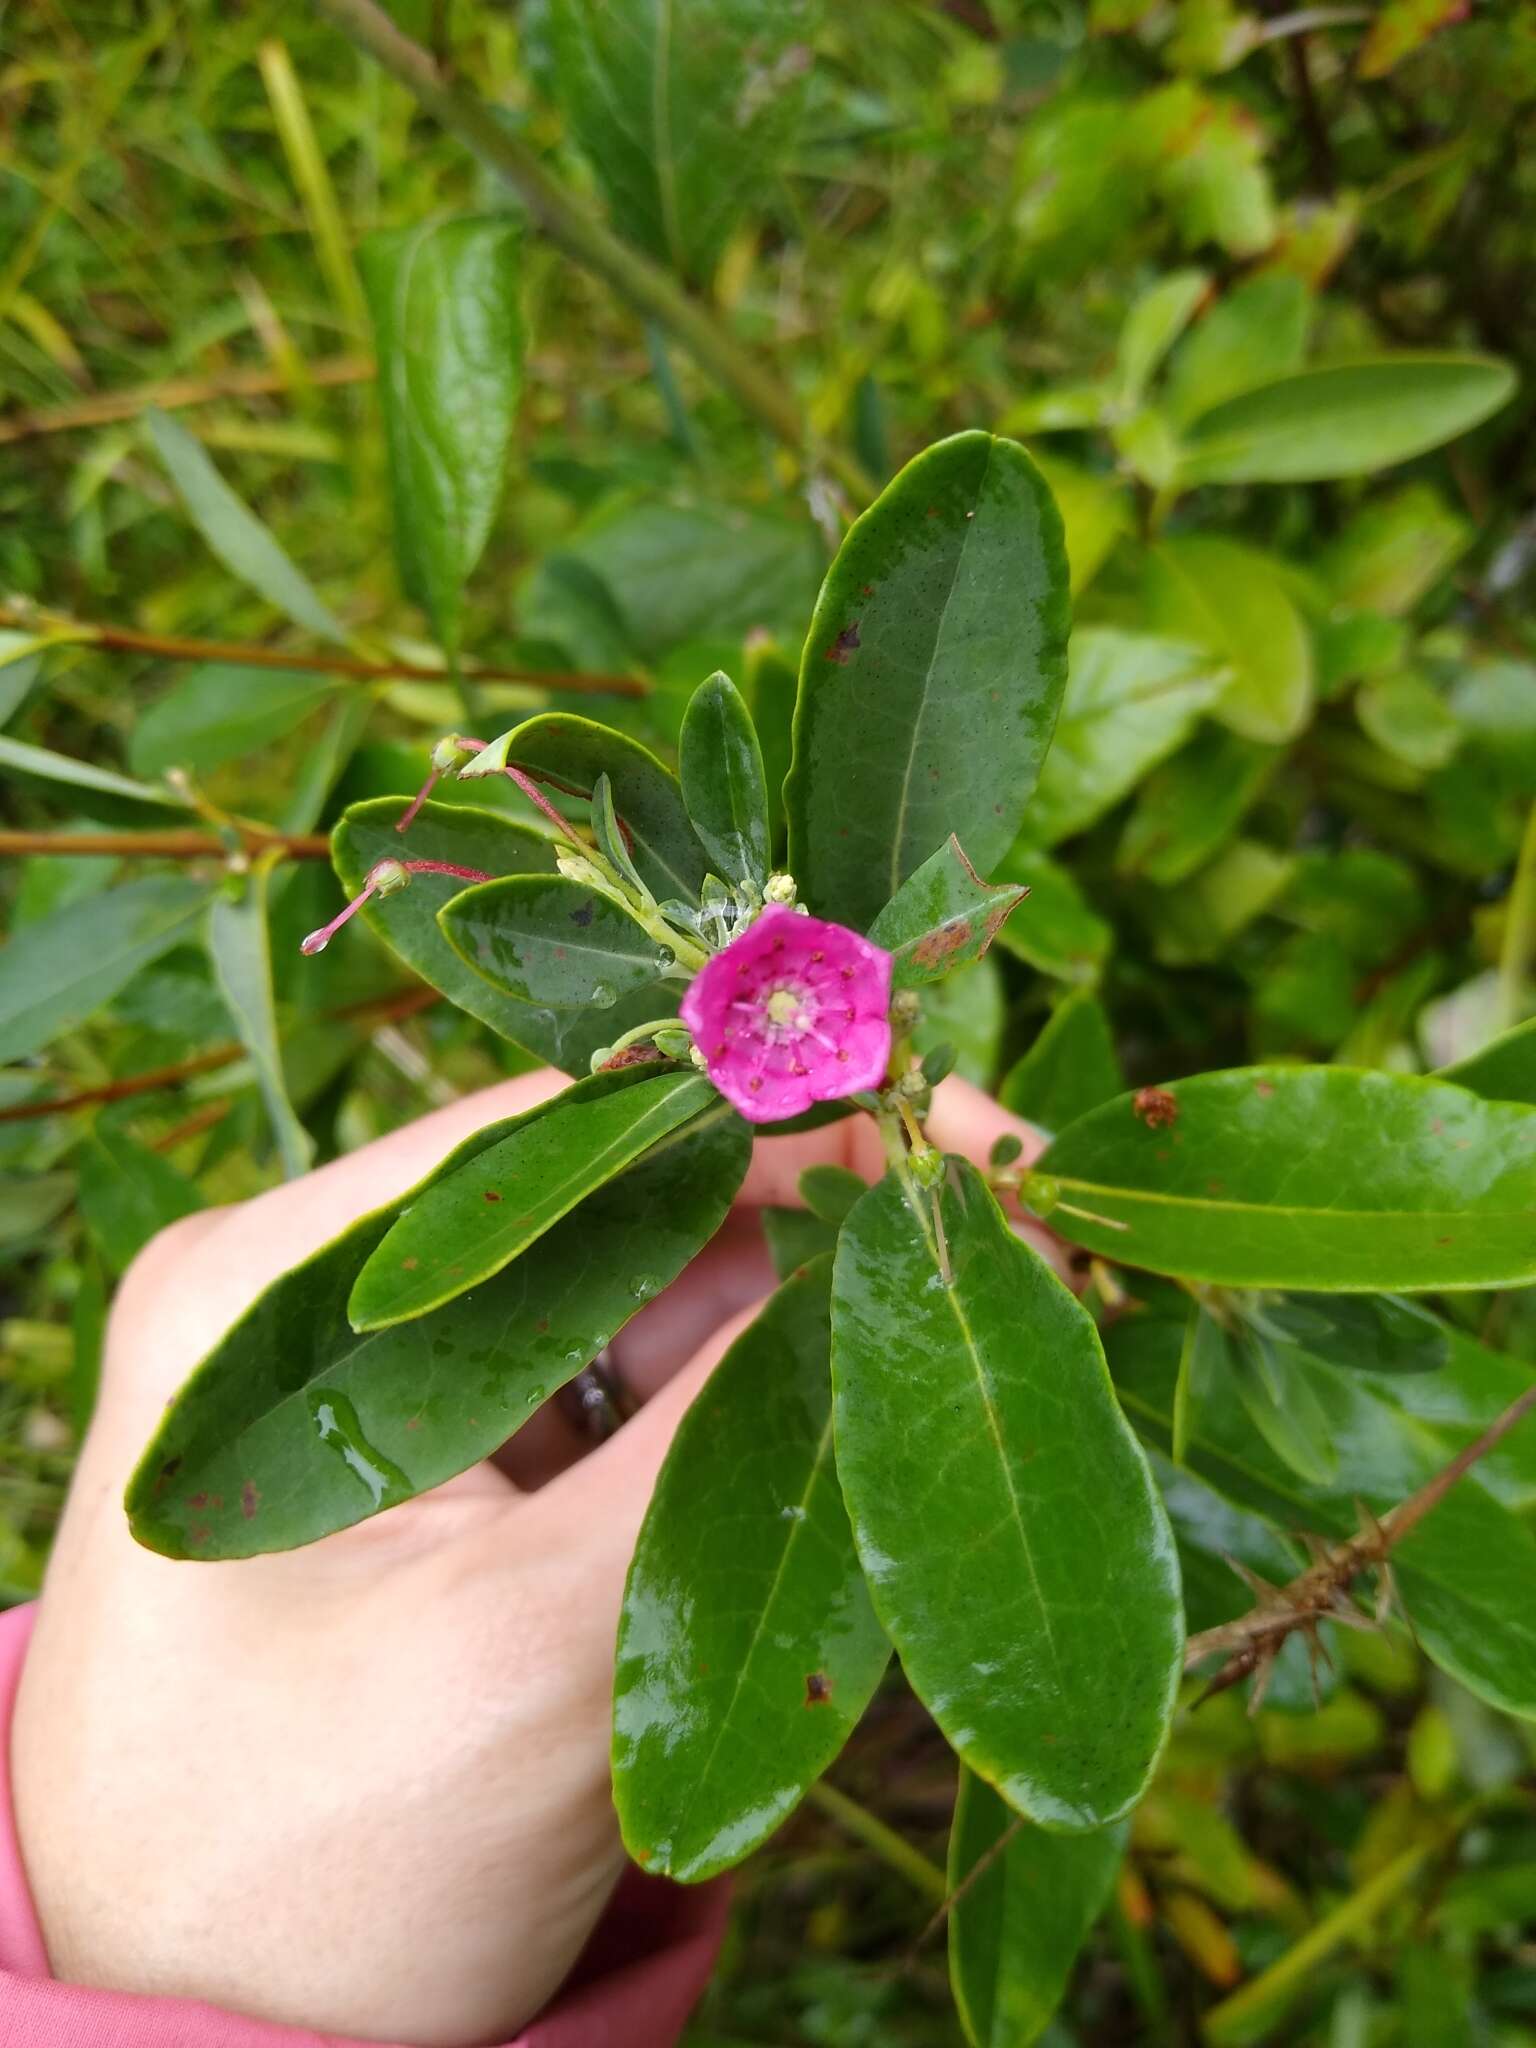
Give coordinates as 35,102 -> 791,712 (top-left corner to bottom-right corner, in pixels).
3,0 -> 1536,2040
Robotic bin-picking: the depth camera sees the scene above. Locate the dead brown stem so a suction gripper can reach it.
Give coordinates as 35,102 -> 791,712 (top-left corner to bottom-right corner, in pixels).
0,829 -> 330,861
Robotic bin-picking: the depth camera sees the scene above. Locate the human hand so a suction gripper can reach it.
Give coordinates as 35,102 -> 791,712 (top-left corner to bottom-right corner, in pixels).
13,1070 -> 1052,2047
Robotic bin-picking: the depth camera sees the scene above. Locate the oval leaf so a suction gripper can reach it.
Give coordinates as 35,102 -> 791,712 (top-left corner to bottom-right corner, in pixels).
868,835 -> 1027,989
678,670 -> 770,888
831,1160 -> 1182,1828
333,796 -> 674,1073
613,1257 -> 889,1881
949,1769 -> 1126,2048
127,1107 -> 749,1559
1039,1067 -> 1536,1291
361,216 -> 522,659
439,874 -> 672,1010
130,665 -> 336,779
786,432 -> 1071,932
461,712 -> 707,901
1143,537 -> 1313,745
350,1067 -> 715,1329
1178,355 -> 1516,486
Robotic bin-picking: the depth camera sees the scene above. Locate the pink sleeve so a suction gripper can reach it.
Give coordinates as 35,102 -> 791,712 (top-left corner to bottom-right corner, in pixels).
0,1603 -> 727,2048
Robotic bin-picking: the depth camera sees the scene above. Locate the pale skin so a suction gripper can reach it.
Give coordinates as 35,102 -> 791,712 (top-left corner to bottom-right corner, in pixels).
13,1070 -> 1055,2048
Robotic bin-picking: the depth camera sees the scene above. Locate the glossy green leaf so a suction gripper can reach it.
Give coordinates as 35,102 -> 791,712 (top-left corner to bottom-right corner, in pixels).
786,432 -> 1070,931
130,665 -> 336,779
206,863 -> 315,1179
613,1258 -> 888,1881
77,1124 -> 204,1275
1178,356 -> 1517,486
1163,270 -> 1311,427
678,671 -> 770,888
798,1164 -> 867,1227
1438,1017 -> 1536,1107
989,842 -> 1112,984
1001,992 -> 1121,1134
1144,538 -> 1313,745
1255,1293 -> 1451,1377
350,1067 -> 715,1329
867,835 -> 1027,989
1117,724 -> 1279,885
1039,1068 -> 1536,1290
831,1160 -> 1182,1827
145,408 -> 346,642
762,1206 -> 839,1280
461,712 -> 707,901
913,955 -> 1005,1089
949,1768 -> 1125,2048
545,0 -> 819,283
361,216 -> 521,659
0,876 -> 208,1066
1023,630 -> 1226,848
333,797 -> 673,1074
1110,1312 -> 1536,1721
1195,1311 -> 1338,1488
1115,270 -> 1208,407
127,1107 -> 749,1559
438,874 -> 671,1010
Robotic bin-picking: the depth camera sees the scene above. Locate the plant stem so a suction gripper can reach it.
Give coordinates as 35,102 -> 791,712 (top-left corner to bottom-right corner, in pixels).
1497,797 -> 1536,1033
0,828 -> 329,861
0,985 -> 440,1125
308,0 -> 874,504
0,355 -> 374,446
805,1780 -> 948,1904
0,602 -> 645,699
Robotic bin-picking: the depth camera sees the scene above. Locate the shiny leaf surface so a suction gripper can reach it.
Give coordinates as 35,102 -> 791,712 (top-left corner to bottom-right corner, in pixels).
1039,1068 -> 1536,1289
678,670 -> 770,888
613,1258 -> 889,1880
361,217 -> 521,659
334,797 -> 674,1073
867,835 -> 1027,989
350,1067 -> 715,1328
1178,355 -> 1516,486
786,432 -> 1070,931
1438,1017 -> 1536,1106
949,1769 -> 1126,2048
831,1160 -> 1182,1827
462,712 -> 707,901
438,874 -> 672,1010
127,1108 -> 749,1559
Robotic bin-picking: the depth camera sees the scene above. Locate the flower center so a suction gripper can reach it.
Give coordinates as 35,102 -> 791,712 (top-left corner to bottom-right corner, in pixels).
764,983 -> 813,1033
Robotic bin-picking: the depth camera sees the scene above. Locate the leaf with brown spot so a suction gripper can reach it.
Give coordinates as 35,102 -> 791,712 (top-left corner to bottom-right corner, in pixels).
868,835 -> 1029,989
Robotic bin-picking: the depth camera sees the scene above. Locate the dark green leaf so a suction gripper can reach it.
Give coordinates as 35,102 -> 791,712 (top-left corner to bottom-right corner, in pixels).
0,733 -> 180,810
350,1067 -> 716,1329
333,796 -> 674,1073
0,1172 -> 77,1247
207,863 -> 315,1179
1039,1068 -> 1536,1290
949,1768 -> 1125,2048
786,432 -> 1070,931
912,956 -> 1005,1089
1178,356 -> 1517,486
831,1160 -> 1182,1827
438,874 -> 672,1010
130,665 -> 336,780
545,0 -> 819,283
762,1206 -> 839,1279
1438,1018 -> 1536,1107
1001,992 -> 1121,1134
1256,1293 -> 1451,1377
462,712 -> 707,901
361,216 -> 522,659
678,671 -> 770,887
798,1163 -> 867,1226
1117,724 -> 1279,886
613,1258 -> 888,1880
145,408 -> 346,642
0,876 -> 208,1066
1023,630 -> 1226,848
78,1124 -> 204,1275
867,835 -> 1028,989
1199,1311 -> 1338,1488
127,1107 -> 749,1559
1110,1312 -> 1536,1721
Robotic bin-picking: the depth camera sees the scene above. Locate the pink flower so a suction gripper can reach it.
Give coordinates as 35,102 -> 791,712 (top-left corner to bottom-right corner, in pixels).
681,905 -> 894,1123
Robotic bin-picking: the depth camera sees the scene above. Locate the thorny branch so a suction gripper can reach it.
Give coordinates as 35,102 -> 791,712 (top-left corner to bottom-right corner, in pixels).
1184,1378 -> 1536,1707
